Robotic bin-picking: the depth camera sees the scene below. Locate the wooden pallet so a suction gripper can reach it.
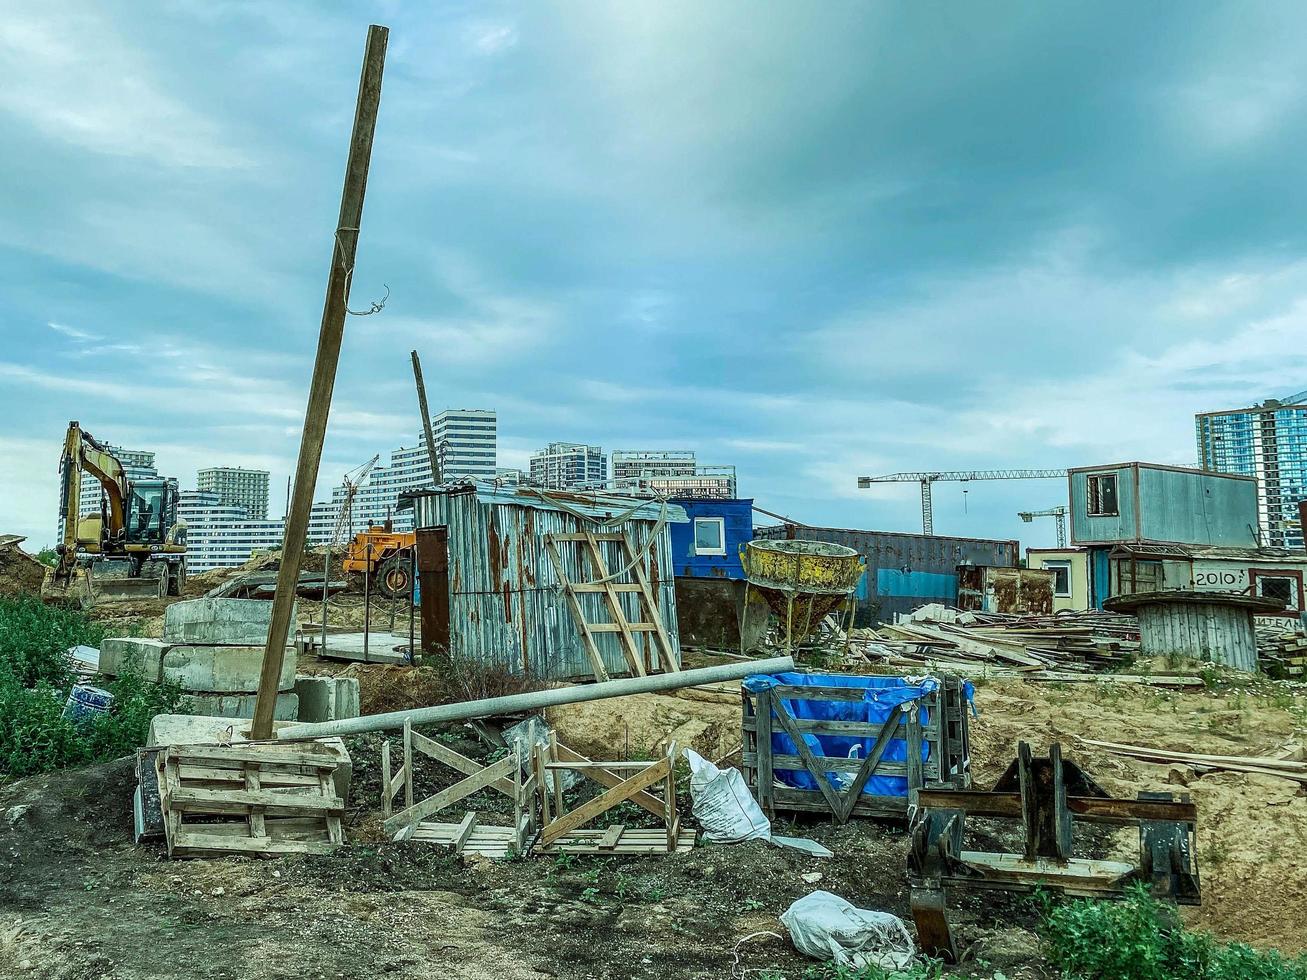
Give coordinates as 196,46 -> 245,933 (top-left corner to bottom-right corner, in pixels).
407,813 -> 523,859
537,826 -> 698,855
534,736 -> 687,854
382,719 -> 538,852
544,529 -> 680,681
155,742 -> 345,857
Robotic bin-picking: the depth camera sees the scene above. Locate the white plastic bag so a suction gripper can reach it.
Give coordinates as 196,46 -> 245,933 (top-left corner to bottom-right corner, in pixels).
780,891 -> 916,971
684,748 -> 771,843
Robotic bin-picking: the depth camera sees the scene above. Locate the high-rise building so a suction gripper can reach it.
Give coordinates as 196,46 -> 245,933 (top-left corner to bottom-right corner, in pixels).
197,467 -> 270,520
1197,390 -> 1307,549
433,409 -> 497,481
178,490 -> 287,573
529,442 -> 606,489
610,450 -> 738,499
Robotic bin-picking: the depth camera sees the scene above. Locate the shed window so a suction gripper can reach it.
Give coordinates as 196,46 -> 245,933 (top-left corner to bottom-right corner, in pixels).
1087,474 -> 1119,517
693,517 -> 726,556
1257,576 -> 1297,606
1044,560 -> 1072,598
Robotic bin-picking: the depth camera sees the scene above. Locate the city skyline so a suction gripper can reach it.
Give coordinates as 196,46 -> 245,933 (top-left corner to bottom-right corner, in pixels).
6,5 -> 1307,552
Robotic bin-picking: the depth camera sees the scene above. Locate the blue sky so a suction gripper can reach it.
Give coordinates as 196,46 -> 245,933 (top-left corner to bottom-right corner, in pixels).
3,2 -> 1307,549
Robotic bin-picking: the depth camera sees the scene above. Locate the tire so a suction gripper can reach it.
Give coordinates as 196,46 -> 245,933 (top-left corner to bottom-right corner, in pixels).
377,552 -> 414,599
168,560 -> 186,597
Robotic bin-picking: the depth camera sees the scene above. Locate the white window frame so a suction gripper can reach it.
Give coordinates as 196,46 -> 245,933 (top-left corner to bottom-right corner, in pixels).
692,517 -> 727,556
1043,559 -> 1072,598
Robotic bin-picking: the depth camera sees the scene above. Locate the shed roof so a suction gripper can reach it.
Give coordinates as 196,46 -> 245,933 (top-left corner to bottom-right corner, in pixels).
399,480 -> 687,524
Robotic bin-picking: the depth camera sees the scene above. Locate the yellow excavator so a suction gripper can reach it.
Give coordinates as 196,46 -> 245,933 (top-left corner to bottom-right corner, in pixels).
44,421 -> 188,604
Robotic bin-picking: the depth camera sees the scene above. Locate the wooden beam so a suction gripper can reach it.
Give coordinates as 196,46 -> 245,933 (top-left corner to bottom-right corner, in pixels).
916,789 -> 1197,824
539,758 -> 670,846
553,744 -> 666,819
410,350 -> 441,483
383,754 -> 515,835
252,24 -> 389,738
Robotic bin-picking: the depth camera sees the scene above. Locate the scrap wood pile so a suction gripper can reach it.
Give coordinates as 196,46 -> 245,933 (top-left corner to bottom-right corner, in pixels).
1255,620 -> 1307,679
1079,736 -> 1307,785
848,603 -> 1170,683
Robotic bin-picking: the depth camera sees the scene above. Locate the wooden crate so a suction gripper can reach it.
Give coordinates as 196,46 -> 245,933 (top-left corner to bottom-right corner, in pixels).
741,675 -> 970,822
155,742 -> 345,857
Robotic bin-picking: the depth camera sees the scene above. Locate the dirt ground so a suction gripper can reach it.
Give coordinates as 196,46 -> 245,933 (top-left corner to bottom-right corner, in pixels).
1,669 -> 1304,979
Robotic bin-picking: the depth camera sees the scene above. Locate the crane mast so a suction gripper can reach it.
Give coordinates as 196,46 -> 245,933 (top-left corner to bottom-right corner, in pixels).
856,469 -> 1069,535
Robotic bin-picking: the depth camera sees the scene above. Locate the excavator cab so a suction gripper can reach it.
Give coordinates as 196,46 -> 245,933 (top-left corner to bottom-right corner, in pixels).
126,479 -> 172,545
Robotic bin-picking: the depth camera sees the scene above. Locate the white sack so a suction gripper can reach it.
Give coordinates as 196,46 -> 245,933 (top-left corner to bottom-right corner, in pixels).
780,890 -> 916,971
684,748 -> 771,843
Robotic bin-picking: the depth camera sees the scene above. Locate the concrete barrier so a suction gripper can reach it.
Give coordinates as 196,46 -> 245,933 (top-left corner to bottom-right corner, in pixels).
178,692 -> 299,721
293,676 -> 362,724
162,597 -> 295,645
161,645 -> 296,693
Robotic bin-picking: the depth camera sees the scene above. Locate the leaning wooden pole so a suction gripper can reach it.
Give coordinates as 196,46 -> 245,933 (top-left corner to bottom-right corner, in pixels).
251,25 -> 389,739
410,350 -> 441,484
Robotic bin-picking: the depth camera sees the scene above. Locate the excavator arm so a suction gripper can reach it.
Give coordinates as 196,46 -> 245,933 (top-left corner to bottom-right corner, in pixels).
54,421 -> 132,580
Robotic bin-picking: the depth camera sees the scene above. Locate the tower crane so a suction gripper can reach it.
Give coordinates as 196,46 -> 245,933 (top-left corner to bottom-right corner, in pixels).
1018,505 -> 1068,548
856,470 -> 1069,535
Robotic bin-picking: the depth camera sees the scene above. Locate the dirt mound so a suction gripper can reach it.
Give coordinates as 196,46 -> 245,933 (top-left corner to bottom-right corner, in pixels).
548,689 -> 739,761
0,537 -> 46,596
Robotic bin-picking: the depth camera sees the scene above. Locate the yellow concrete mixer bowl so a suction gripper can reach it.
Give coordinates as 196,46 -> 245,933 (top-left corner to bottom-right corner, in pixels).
741,538 -> 864,595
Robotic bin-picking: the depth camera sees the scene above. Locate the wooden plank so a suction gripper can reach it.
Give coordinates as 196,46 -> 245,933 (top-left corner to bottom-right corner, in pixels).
539,757 -> 671,846
580,528 -> 645,677
1078,738 -> 1307,774
410,730 -> 517,796
572,582 -> 643,593
451,811 -> 478,855
245,765 -> 266,840
170,831 -> 338,856
743,752 -> 939,780
770,703 -> 844,817
545,535 -> 609,682
383,755 -> 516,835
554,743 -> 666,819
537,828 -> 697,855
175,765 -> 322,786
743,717 -> 943,738
956,850 -> 1136,890
754,689 -> 774,813
836,707 -> 907,822
319,768 -> 343,844
598,824 -> 625,850
165,745 -> 339,769
621,531 -> 680,672
380,740 -> 392,819
403,718 -> 414,810
168,786 -> 343,813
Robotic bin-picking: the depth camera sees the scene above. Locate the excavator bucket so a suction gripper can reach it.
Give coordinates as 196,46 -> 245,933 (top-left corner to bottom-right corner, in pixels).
41,560 -> 165,606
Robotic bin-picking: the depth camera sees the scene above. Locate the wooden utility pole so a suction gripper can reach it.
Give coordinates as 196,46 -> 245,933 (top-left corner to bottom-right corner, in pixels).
410,350 -> 442,484
251,25 -> 389,739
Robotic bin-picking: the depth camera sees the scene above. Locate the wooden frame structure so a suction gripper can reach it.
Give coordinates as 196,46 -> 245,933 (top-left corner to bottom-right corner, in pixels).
908,741 -> 1200,962
533,736 -> 693,855
381,719 -> 538,855
544,529 -> 680,681
156,742 -> 345,857
741,675 -> 970,822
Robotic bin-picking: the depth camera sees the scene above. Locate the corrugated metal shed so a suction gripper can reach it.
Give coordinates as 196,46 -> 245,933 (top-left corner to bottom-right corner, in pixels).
405,483 -> 687,679
755,523 -> 1018,622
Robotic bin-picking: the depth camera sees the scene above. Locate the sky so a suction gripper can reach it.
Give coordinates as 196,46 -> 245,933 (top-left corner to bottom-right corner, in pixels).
3,1 -> 1307,550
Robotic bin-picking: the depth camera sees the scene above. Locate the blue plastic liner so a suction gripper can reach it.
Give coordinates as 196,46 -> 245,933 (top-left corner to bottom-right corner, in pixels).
743,672 -> 968,798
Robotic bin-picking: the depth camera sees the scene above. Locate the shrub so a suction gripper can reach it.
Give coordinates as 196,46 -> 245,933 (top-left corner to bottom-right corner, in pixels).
0,596 -> 188,781
1040,883 -> 1307,979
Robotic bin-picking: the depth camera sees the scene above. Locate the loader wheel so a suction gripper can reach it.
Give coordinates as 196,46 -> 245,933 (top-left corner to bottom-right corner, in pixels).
377,553 -> 414,599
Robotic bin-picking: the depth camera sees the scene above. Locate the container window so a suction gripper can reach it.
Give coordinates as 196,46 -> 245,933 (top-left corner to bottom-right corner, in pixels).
1044,560 -> 1072,598
1087,474 -> 1119,516
1258,576 -> 1297,606
693,517 -> 726,556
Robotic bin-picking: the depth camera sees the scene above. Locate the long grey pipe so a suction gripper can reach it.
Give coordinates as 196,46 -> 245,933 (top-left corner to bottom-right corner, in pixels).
277,655 -> 795,739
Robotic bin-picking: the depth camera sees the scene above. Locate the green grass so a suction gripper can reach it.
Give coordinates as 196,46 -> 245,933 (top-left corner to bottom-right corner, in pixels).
0,595 -> 189,781
1039,883 -> 1307,979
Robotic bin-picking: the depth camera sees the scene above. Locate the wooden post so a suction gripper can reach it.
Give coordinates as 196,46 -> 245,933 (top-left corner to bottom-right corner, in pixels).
250,24 -> 389,739
411,350 -> 441,484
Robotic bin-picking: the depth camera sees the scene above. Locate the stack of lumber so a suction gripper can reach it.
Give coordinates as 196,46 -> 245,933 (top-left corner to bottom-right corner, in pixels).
848,607 -> 1204,686
1080,737 -> 1307,784
1255,620 -> 1307,679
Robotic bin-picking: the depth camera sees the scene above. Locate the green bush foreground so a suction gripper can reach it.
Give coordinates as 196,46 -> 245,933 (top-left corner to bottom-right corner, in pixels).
0,595 -> 188,780
1040,883 -> 1307,979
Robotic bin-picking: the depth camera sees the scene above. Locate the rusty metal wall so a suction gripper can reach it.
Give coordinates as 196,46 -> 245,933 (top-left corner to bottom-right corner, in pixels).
409,486 -> 685,679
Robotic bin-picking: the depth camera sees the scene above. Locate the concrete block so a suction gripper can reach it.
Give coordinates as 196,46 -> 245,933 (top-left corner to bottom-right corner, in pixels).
161,645 -> 296,693
99,637 -> 167,682
163,597 -> 295,645
293,675 -> 361,723
145,713 -> 352,799
178,692 -> 299,720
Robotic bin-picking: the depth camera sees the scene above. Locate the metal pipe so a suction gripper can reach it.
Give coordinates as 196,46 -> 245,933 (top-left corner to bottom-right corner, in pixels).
277,655 -> 795,740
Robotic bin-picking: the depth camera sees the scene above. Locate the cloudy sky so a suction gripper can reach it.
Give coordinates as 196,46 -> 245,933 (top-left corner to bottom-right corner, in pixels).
3,2 -> 1306,549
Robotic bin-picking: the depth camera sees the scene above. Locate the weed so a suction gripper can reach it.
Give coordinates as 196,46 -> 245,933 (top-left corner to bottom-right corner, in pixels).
642,884 -> 666,902
552,853 -> 577,871
1039,882 -> 1307,979
580,886 -> 600,904
798,959 -> 945,979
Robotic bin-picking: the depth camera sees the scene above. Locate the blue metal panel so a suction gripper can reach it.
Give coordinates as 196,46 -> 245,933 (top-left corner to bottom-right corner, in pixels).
668,498 -> 753,580
755,524 -> 1018,623
1091,547 -> 1111,608
1069,465 -> 1136,543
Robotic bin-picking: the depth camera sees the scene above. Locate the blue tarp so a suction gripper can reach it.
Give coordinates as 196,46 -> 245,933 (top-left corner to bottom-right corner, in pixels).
743,672 -> 972,798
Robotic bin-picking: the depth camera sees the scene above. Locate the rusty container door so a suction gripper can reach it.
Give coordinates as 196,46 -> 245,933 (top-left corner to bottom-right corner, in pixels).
416,526 -> 451,655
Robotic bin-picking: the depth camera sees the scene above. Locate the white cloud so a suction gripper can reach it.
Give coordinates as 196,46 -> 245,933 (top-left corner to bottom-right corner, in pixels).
46,321 -> 100,342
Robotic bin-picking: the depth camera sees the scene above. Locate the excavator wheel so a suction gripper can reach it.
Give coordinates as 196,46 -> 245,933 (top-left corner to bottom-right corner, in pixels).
377,551 -> 414,599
